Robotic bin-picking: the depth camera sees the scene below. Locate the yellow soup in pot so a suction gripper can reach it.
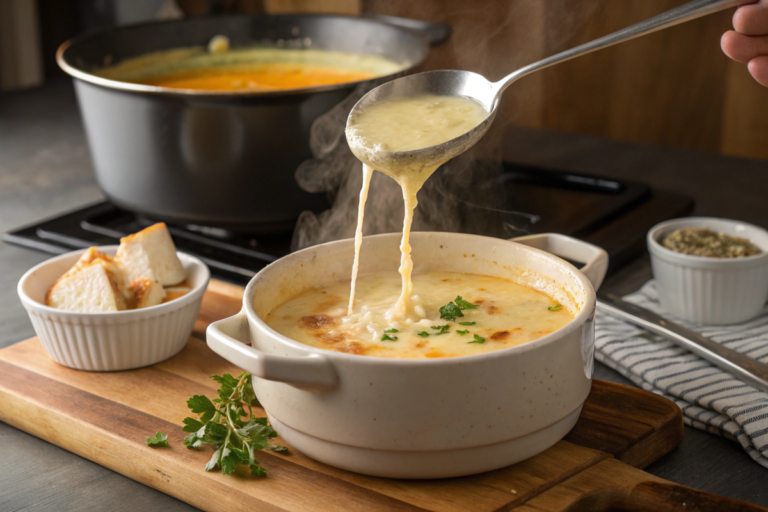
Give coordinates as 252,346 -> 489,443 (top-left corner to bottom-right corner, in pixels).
96,47 -> 406,92
265,271 -> 574,359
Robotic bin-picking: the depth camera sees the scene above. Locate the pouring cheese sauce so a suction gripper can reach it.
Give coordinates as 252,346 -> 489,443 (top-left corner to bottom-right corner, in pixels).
265,94 -> 575,358
345,95 -> 490,320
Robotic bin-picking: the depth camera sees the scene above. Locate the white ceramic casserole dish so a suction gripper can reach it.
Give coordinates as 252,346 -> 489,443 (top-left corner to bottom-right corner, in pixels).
18,246 -> 210,371
648,217 -> 768,325
207,232 -> 608,478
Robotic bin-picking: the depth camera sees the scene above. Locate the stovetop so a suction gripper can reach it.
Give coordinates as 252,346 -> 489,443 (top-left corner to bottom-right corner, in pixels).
3,162 -> 694,284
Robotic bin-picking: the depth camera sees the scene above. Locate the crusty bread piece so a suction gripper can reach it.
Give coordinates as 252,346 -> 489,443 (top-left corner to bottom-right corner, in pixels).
129,277 -> 166,309
115,223 -> 185,287
45,259 -> 127,312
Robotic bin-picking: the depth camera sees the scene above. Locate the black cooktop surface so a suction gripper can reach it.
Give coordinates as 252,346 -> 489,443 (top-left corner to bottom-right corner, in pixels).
3,162 -> 693,284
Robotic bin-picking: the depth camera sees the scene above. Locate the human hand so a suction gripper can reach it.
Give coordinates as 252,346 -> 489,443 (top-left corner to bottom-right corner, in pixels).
721,1 -> 768,86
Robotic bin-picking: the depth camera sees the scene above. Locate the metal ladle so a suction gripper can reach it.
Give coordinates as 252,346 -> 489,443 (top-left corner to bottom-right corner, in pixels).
347,0 -> 744,169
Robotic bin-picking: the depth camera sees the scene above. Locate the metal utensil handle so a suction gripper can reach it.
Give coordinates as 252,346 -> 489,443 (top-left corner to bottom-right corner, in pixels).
496,0 -> 744,96
597,294 -> 768,394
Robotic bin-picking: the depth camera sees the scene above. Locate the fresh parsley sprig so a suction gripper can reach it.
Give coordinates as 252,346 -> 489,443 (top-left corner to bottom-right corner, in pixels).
381,334 -> 398,341
179,372 -> 286,477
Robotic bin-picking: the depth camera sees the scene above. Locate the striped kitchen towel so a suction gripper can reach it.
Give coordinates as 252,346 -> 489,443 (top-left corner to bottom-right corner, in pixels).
595,280 -> 768,469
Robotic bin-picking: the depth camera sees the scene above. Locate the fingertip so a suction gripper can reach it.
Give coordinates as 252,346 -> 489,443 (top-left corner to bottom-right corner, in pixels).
748,56 -> 768,88
721,30 -> 743,62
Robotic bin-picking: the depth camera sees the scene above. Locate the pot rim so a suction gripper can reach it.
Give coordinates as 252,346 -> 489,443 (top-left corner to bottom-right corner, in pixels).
56,13 -> 428,98
242,231 -> 596,366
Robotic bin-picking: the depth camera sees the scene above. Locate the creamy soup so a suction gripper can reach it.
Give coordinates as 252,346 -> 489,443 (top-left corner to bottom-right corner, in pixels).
96,47 -> 404,92
264,93 -> 570,359
266,271 -> 573,359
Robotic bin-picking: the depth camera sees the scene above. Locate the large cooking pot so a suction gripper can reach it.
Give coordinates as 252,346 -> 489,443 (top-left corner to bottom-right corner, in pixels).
206,232 -> 609,478
57,14 -> 448,231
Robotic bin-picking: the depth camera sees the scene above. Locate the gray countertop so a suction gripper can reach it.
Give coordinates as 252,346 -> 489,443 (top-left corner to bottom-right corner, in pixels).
1,79 -> 767,510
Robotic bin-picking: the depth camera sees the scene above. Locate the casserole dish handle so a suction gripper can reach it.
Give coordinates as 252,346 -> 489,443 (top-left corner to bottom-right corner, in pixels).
512,234 -> 609,291
207,311 -> 338,391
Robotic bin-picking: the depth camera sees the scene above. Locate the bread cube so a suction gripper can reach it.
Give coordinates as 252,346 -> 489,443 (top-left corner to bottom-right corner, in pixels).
115,223 -> 185,286
129,277 -> 166,309
46,259 -> 127,313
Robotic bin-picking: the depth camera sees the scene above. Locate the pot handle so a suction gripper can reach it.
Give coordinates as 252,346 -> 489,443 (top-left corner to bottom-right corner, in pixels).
206,311 -> 338,391
512,234 -> 609,291
371,14 -> 451,46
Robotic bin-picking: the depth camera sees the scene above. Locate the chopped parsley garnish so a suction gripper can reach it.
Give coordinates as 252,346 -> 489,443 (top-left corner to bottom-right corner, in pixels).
381,334 -> 398,341
468,334 -> 485,344
459,321 -> 476,326
439,302 -> 464,321
440,296 -> 480,321
548,304 -> 563,311
455,296 -> 479,310
384,328 -> 399,333
431,325 -> 450,335
456,329 -> 469,335
416,331 -> 430,338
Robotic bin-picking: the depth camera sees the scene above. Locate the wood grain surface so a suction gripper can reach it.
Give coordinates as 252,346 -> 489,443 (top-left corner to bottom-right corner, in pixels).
0,280 -> 763,511
363,0 -> 768,160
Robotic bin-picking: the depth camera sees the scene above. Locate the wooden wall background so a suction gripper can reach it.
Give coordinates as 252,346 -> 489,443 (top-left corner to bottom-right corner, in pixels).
266,0 -> 768,161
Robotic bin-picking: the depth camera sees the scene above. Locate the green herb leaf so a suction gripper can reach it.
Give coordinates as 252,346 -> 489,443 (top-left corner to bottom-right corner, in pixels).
211,373 -> 239,388
458,321 -> 476,326
548,304 -> 563,311
384,328 -> 399,333
431,325 -> 450,335
381,334 -> 398,341
147,431 -> 168,447
416,331 -> 430,338
468,334 -> 485,344
250,464 -> 267,477
456,329 -> 469,335
182,417 -> 205,433
266,445 -> 289,453
205,447 -> 222,472
439,302 -> 464,321
187,394 -> 216,422
455,296 -> 479,310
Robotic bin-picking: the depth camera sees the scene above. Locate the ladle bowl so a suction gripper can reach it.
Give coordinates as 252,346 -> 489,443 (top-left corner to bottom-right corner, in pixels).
347,0 -> 744,163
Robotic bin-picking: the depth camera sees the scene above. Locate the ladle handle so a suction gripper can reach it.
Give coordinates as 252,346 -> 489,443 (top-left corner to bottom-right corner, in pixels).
495,0 -> 745,96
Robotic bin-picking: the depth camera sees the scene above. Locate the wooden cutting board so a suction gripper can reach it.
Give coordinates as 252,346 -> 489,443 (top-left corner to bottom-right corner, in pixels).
0,280 -> 764,512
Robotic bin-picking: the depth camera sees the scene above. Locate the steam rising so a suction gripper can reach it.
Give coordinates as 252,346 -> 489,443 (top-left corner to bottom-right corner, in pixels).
292,1 -> 602,251
292,83 -> 505,251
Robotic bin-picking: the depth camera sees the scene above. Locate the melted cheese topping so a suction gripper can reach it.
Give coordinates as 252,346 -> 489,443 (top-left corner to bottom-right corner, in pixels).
265,271 -> 573,359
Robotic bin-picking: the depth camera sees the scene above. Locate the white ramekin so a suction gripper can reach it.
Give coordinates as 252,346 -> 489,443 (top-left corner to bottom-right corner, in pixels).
17,246 -> 210,371
648,217 -> 768,325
